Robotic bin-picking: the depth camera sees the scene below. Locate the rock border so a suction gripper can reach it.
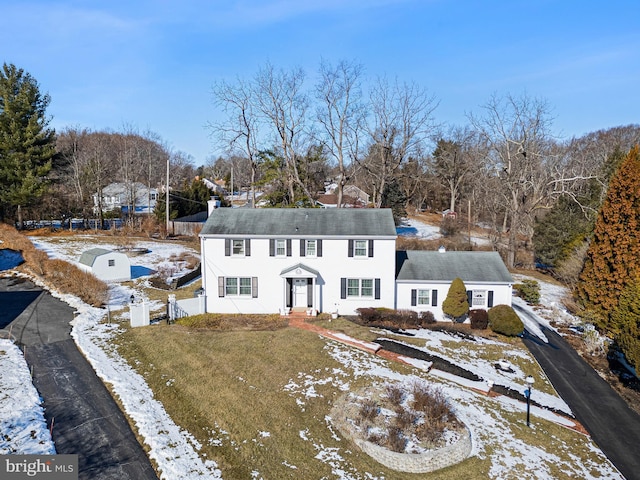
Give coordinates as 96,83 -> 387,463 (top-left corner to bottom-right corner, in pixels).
330,388 -> 473,474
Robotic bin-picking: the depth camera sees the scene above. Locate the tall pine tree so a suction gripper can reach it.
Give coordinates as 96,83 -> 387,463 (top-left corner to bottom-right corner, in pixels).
0,63 -> 56,227
577,146 -> 640,333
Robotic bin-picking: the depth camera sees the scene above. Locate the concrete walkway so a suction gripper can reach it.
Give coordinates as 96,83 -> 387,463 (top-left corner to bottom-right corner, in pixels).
0,276 -> 158,480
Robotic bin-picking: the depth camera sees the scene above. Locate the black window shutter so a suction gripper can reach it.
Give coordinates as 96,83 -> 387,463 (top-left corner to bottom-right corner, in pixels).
488,291 -> 494,308
224,239 -> 230,256
245,239 -> 251,256
432,290 -> 438,306
411,289 -> 417,306
286,239 -> 292,256
467,290 -> 472,306
218,276 -> 225,297
348,239 -> 354,257
375,278 -> 381,299
317,239 -> 323,257
341,278 -> 347,299
300,239 -> 306,257
252,277 -> 258,298
269,239 -> 275,256
368,239 -> 374,257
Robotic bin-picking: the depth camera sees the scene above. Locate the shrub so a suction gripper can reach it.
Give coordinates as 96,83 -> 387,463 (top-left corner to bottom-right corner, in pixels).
442,277 -> 469,320
488,304 -> 524,336
513,279 -> 540,304
469,309 -> 489,329
358,398 -> 379,424
355,307 -> 424,329
385,426 -> 406,453
385,383 -> 405,407
418,311 -> 436,326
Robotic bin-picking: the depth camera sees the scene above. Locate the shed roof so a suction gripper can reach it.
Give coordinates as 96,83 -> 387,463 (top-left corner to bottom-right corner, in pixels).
78,248 -> 113,267
396,250 -> 513,284
200,208 -> 397,237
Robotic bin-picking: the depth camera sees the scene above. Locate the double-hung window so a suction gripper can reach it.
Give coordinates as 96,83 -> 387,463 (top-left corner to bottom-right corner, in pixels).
354,240 -> 367,257
276,239 -> 286,256
232,239 -> 245,256
347,278 -> 373,298
471,290 -> 487,307
226,238 -> 251,257
417,289 -> 430,305
224,277 -> 254,296
348,239 -> 373,257
306,239 -> 316,257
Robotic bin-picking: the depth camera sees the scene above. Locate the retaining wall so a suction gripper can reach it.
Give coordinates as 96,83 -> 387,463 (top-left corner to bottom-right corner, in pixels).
353,427 -> 472,473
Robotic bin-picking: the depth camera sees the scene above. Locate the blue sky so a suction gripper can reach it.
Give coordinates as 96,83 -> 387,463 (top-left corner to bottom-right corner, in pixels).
2,1 -> 639,164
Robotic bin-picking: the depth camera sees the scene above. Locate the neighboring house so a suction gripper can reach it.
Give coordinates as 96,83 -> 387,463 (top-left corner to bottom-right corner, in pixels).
93,182 -> 158,214
316,193 -> 363,208
78,248 -> 131,282
199,208 -> 514,318
395,249 -> 514,321
200,208 -> 397,315
322,183 -> 370,207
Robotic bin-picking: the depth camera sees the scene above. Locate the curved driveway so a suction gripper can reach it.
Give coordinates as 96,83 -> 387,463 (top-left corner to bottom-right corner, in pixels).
517,305 -> 640,480
0,276 -> 157,480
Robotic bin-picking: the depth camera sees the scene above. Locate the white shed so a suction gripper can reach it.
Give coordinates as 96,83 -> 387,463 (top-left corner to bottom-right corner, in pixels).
78,248 -> 131,282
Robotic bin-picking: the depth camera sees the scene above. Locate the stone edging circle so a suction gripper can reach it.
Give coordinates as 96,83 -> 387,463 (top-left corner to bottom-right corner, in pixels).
330,389 -> 473,474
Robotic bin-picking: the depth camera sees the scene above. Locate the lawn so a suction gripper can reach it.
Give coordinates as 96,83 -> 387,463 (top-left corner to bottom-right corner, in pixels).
115,316 -> 616,479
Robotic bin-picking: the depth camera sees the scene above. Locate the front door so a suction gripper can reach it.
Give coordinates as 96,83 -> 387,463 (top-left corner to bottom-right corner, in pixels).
293,278 -> 307,308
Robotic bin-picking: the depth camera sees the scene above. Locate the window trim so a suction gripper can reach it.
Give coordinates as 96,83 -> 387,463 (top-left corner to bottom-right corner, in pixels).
343,278 -> 377,298
417,289 -> 430,305
221,276 -> 258,297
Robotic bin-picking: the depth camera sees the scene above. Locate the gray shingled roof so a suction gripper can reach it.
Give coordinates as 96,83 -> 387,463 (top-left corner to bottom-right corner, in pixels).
396,250 -> 513,283
79,248 -> 112,267
200,208 -> 397,237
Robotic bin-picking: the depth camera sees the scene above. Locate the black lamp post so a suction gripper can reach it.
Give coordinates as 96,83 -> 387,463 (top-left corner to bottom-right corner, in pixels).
524,375 -> 535,427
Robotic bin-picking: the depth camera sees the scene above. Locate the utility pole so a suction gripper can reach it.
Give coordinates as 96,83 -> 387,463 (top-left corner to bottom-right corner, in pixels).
166,156 -> 170,236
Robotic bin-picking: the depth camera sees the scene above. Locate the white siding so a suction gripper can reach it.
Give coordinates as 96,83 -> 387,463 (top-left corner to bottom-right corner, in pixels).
396,281 -> 512,321
201,236 -> 396,315
80,252 -> 131,282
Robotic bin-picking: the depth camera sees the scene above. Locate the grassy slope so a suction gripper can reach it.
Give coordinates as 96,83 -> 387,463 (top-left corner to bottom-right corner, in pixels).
116,319 -> 608,479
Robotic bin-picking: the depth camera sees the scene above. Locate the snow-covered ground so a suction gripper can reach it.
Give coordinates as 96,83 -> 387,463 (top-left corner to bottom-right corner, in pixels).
0,235 -> 622,479
398,217 -> 492,246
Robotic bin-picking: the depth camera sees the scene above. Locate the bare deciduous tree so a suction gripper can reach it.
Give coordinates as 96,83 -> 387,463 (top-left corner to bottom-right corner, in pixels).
211,77 -> 260,207
255,63 -> 314,204
364,77 -> 438,208
469,93 -> 557,267
315,59 -> 366,207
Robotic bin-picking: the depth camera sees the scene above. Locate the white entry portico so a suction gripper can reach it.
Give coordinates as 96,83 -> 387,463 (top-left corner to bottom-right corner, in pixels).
280,263 -> 319,312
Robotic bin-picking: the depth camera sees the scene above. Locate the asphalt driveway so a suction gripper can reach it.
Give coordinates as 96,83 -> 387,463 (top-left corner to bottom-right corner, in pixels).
517,305 -> 640,480
0,276 -> 157,480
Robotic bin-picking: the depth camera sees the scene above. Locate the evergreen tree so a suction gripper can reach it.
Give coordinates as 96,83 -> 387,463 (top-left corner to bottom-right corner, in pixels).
533,193 -> 595,267
611,279 -> 640,372
0,63 -> 56,227
381,178 -> 407,225
577,146 -> 640,331
442,277 -> 469,320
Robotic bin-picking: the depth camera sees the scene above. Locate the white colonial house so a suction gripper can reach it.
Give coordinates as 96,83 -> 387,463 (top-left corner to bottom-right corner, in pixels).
200,208 -> 397,315
395,249 -> 514,321
199,207 -> 514,318
93,182 -> 159,214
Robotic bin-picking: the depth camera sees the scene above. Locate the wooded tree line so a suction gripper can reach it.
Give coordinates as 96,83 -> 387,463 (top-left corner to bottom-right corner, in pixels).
210,61 -> 640,272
